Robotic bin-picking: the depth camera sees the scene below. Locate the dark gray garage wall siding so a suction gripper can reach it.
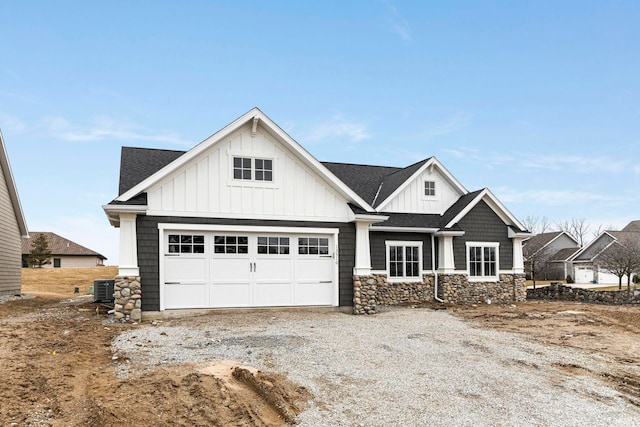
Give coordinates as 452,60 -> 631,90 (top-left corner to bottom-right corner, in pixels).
452,201 -> 513,271
136,216 -> 356,311
369,231 -> 434,271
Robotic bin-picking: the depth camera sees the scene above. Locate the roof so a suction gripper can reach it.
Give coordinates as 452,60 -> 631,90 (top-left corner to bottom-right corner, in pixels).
322,162 -> 401,205
522,231 -> 563,257
119,147 -> 185,195
622,221 -> 640,232
549,247 -> 580,261
22,232 -> 106,259
0,129 -> 28,237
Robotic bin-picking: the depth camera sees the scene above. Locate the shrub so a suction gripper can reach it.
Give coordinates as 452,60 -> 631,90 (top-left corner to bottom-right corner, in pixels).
565,274 -> 574,284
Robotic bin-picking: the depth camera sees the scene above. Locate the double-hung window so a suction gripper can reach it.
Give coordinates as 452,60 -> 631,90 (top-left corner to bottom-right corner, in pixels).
386,241 -> 422,282
466,242 -> 499,280
424,180 -> 436,197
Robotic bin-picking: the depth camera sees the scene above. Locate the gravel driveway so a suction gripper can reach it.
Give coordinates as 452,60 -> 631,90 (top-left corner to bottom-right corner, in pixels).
113,307 -> 640,426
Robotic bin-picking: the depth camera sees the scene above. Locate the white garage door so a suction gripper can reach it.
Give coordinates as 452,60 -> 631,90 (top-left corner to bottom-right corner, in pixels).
575,267 -> 593,284
597,270 -> 628,285
161,228 -> 337,310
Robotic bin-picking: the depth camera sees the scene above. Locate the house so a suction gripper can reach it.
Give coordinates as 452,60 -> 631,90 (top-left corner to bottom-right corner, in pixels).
103,108 -> 530,321
22,232 -> 107,268
569,221 -> 640,284
522,231 -> 580,281
0,130 -> 28,295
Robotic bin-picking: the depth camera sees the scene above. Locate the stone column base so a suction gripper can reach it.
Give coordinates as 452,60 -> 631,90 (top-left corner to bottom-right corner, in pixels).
114,276 -> 142,322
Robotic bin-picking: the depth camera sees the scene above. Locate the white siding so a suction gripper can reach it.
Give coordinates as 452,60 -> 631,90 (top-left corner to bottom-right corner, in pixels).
146,123 -> 352,221
0,163 -> 21,294
40,256 -> 104,268
383,167 -> 464,214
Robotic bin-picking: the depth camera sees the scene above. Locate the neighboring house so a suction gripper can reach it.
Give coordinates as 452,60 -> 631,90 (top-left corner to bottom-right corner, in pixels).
569,221 -> 640,284
522,231 -> 580,281
22,232 -> 106,268
103,108 -> 530,321
0,130 -> 28,295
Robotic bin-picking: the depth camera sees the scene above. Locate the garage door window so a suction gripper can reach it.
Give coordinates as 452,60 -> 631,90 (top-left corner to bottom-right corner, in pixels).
214,235 -> 249,254
299,237 -> 329,255
257,236 -> 289,254
169,234 -> 205,254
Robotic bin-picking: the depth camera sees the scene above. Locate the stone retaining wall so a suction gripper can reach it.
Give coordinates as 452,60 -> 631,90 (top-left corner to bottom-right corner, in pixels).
527,283 -> 640,304
353,273 -> 526,314
114,276 -> 142,322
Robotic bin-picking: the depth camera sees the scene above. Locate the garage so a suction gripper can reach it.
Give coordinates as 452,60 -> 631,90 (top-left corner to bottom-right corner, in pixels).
574,267 -> 593,284
159,225 -> 339,310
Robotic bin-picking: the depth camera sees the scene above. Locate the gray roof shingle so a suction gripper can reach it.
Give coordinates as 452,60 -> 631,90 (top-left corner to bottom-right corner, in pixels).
22,232 -> 106,259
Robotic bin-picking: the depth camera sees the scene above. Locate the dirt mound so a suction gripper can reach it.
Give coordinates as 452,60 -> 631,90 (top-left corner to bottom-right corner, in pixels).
0,297 -> 309,426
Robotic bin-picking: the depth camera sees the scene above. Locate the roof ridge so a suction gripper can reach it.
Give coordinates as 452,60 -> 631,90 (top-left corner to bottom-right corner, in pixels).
320,160 -> 401,170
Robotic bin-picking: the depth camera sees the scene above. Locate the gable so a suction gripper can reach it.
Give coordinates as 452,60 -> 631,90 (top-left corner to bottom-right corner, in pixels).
145,121 -> 354,222
0,131 -> 27,237
573,233 -> 615,261
548,233 -> 579,252
377,160 -> 466,215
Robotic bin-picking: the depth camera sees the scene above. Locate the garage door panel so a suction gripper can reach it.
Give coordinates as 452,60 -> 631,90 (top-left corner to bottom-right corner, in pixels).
164,257 -> 206,282
296,282 -> 333,306
253,258 -> 292,281
211,258 -> 250,282
165,283 -> 207,309
209,284 -> 251,307
255,283 -> 293,306
296,258 -> 333,281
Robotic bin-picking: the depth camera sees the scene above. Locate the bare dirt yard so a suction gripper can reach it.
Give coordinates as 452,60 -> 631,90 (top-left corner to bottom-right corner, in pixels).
2,270 -> 640,425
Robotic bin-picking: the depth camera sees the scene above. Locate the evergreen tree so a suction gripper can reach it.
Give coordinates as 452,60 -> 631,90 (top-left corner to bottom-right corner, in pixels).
29,233 -> 52,268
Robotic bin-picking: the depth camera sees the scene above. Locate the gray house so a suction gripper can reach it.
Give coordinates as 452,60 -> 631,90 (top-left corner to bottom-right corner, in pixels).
522,231 -> 580,281
104,108 -> 530,321
0,130 -> 28,295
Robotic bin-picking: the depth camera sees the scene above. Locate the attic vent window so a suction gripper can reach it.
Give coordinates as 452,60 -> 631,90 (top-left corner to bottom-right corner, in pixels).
424,181 -> 435,197
233,156 -> 273,182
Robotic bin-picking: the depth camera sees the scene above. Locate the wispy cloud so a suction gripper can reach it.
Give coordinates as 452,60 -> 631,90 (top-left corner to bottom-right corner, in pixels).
494,186 -> 615,205
41,116 -> 192,146
421,112 -> 473,139
305,114 -> 372,143
383,0 -> 412,41
0,112 -> 27,132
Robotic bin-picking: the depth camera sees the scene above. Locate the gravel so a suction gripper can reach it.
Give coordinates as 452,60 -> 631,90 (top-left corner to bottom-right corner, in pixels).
112,307 -> 640,426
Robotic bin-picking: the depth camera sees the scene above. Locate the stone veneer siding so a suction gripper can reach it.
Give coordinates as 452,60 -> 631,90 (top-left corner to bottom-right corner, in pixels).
527,283 -> 640,304
114,276 -> 142,322
353,273 -> 526,314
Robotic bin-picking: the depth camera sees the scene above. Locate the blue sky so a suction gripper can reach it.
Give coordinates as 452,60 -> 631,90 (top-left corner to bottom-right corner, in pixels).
2,1 -> 639,264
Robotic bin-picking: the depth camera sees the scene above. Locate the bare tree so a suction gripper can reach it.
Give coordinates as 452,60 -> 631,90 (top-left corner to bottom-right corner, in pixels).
522,215 -> 551,235
524,245 -> 553,288
596,237 -> 640,291
556,218 -> 590,247
591,224 -> 616,240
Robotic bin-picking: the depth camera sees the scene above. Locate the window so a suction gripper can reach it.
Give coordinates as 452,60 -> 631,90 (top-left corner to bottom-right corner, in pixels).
254,158 -> 273,181
257,236 -> 289,254
233,156 -> 273,182
169,234 -> 205,254
424,181 -> 435,197
386,241 -> 422,281
467,243 -> 499,280
214,235 -> 248,254
298,237 -> 329,255
233,157 -> 252,180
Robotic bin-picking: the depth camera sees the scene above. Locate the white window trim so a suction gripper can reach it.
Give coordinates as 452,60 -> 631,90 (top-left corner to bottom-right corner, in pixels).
385,240 -> 423,283
466,241 -> 500,282
227,151 -> 279,189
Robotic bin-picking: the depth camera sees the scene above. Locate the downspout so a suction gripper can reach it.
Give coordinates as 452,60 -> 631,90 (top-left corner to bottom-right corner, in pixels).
431,233 -> 444,303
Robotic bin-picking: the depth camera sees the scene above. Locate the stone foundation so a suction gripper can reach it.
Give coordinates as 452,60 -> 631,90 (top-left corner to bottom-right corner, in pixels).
353,273 -> 526,314
527,283 -> 640,304
114,276 -> 142,322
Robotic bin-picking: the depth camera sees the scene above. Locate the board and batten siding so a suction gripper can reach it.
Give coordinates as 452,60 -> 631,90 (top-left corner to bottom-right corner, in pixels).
136,216 -> 356,311
382,167 -> 464,214
0,163 -> 21,295
146,123 -> 352,222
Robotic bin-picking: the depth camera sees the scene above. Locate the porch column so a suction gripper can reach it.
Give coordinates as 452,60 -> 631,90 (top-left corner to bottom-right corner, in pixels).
118,213 -> 139,276
512,237 -> 525,274
353,220 -> 373,275
437,235 -> 456,273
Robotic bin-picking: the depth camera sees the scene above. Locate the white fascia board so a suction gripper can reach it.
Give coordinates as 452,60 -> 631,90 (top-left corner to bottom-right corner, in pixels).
146,210 -> 351,223
445,188 -> 527,231
434,230 -> 466,237
508,227 -> 532,239
115,107 -> 374,213
376,157 -> 468,211
372,226 -> 439,233
102,204 -> 148,227
0,129 -> 28,237
353,214 -> 389,224
157,223 -> 340,235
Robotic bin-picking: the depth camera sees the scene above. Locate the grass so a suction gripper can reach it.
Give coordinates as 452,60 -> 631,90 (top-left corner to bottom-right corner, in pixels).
21,266 -> 119,299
